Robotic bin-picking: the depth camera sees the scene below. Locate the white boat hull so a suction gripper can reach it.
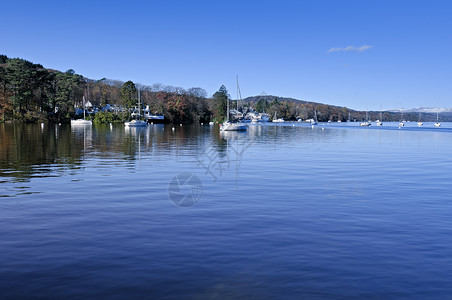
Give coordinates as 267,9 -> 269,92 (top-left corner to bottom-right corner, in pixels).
71,119 -> 92,125
125,120 -> 147,127
220,123 -> 247,131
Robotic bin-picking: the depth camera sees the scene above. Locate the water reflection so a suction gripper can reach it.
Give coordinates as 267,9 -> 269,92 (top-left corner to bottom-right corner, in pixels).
1,122 -> 451,183
0,123 -> 84,182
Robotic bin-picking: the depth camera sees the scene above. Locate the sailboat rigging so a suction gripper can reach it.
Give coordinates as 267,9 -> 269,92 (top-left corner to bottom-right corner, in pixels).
220,76 -> 247,131
125,89 -> 147,127
71,95 -> 92,125
434,111 -> 441,127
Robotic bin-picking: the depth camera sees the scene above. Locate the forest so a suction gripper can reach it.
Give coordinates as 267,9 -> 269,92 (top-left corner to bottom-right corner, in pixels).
0,54 -> 439,124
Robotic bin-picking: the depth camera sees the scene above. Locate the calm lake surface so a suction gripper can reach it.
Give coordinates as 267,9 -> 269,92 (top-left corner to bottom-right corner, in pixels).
1,122 -> 452,299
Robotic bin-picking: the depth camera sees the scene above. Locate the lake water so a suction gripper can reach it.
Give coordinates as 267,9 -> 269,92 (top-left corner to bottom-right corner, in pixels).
1,122 -> 452,299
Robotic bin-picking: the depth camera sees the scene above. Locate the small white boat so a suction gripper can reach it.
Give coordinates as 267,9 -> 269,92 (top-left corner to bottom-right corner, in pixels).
311,110 -> 318,125
125,89 -> 147,127
125,119 -> 147,127
220,78 -> 247,132
398,111 -> 406,127
360,110 -> 371,126
272,112 -> 284,123
71,119 -> 92,125
71,96 -> 92,126
434,111 -> 441,127
220,122 -> 247,131
376,108 -> 383,126
417,111 -> 423,127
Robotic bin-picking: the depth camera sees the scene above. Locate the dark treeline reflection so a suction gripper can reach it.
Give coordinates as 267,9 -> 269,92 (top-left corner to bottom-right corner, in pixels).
0,123 -> 233,181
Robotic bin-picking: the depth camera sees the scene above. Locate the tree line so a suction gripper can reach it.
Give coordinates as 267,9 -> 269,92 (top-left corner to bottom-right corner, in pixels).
0,55 -> 224,124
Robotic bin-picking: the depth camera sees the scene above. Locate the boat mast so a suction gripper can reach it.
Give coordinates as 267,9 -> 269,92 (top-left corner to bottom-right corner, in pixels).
83,95 -> 86,120
226,89 -> 229,122
138,89 -> 141,120
236,75 -> 243,111
236,75 -> 239,111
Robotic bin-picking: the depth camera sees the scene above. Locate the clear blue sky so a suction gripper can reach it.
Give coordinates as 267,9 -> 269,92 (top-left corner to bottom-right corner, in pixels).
2,0 -> 451,110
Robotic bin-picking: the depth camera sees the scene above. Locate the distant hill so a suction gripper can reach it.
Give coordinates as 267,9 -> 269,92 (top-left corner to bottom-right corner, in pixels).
241,95 -> 452,122
389,107 -> 452,114
243,95 -> 348,110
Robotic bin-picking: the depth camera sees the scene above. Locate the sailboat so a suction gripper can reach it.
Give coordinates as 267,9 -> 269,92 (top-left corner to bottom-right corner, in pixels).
311,109 -> 318,125
434,111 -> 441,127
376,107 -> 383,126
125,89 -> 147,127
71,95 -> 92,125
272,111 -> 285,123
220,77 -> 247,131
360,110 -> 371,126
417,111 -> 423,127
398,111 -> 405,127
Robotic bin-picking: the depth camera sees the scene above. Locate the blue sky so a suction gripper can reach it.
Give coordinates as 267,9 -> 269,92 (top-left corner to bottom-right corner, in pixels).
2,0 -> 451,110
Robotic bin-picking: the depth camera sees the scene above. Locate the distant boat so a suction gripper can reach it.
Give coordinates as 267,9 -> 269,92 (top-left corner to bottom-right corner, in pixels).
272,111 -> 285,123
398,111 -> 405,127
125,89 -> 147,127
220,122 -> 247,131
311,110 -> 318,125
376,107 -> 383,126
417,111 -> 423,127
71,95 -> 92,126
434,111 -> 441,127
146,113 -> 165,123
360,110 -> 371,126
220,76 -> 247,132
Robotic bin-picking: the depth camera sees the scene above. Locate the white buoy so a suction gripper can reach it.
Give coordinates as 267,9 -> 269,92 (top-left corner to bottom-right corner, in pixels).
201,123 -> 203,125
180,124 -> 182,126
151,122 -> 154,125
292,124 -> 295,127
172,127 -> 175,131
322,127 -> 325,130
